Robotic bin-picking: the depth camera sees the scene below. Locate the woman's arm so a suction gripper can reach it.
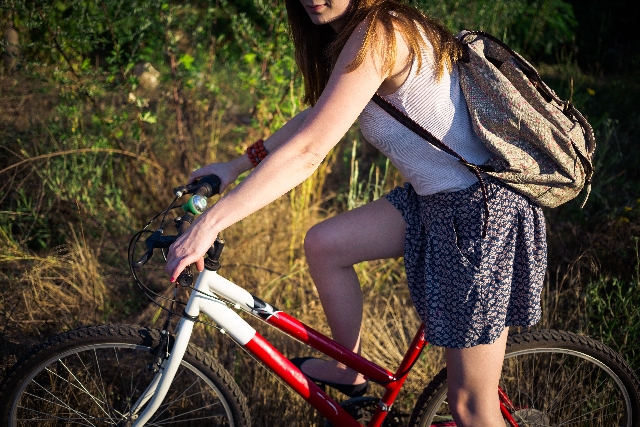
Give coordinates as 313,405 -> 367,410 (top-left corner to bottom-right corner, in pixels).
166,21 -> 410,278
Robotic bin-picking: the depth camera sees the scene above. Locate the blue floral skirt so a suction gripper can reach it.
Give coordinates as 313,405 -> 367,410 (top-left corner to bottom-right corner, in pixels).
386,177 -> 547,348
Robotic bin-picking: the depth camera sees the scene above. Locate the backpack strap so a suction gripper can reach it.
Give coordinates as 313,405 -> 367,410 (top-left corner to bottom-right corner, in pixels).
371,93 -> 491,237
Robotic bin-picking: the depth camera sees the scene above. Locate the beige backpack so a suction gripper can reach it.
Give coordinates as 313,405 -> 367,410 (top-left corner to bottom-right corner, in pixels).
373,30 -> 596,209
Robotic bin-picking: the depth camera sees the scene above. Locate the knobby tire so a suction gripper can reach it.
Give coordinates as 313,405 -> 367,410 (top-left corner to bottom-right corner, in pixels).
409,329 -> 640,427
0,324 -> 251,427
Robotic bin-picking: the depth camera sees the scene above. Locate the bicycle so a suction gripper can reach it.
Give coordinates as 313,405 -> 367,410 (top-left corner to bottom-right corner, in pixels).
1,174 -> 639,427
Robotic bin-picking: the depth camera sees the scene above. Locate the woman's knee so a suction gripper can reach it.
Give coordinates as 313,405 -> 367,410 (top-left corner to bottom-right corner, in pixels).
304,221 -> 340,263
447,386 -> 502,427
447,387 -> 477,425
444,331 -> 509,426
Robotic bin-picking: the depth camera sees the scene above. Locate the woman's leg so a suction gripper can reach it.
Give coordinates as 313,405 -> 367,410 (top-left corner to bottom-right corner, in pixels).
302,197 -> 406,384
446,327 -> 509,427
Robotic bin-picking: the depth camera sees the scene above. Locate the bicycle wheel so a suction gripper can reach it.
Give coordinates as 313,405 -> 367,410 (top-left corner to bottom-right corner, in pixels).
0,324 -> 251,427
409,329 -> 640,427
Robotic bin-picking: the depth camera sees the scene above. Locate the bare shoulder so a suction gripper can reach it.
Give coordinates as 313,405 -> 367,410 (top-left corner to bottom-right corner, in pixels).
371,18 -> 414,95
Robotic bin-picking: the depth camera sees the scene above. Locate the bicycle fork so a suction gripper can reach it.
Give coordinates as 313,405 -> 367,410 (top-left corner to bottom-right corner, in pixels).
130,272 -> 257,427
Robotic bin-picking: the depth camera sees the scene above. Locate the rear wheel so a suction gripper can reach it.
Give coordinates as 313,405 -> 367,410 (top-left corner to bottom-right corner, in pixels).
0,324 -> 251,427
409,329 -> 640,426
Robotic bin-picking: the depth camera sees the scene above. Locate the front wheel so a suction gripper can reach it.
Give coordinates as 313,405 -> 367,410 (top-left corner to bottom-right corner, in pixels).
409,329 -> 640,427
0,324 -> 251,427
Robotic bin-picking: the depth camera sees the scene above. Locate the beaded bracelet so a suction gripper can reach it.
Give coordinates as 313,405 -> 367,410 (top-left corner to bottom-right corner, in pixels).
246,139 -> 268,167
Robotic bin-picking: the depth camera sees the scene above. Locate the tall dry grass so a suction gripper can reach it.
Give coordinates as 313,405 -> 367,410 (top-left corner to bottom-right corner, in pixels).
0,119 -> 612,426
0,222 -> 117,368
2,140 -> 635,426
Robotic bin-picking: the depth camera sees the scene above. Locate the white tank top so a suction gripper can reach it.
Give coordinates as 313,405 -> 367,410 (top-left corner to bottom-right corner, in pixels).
358,39 -> 492,196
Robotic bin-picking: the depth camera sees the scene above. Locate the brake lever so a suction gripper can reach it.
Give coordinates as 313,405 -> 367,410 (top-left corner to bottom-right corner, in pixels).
131,230 -> 177,268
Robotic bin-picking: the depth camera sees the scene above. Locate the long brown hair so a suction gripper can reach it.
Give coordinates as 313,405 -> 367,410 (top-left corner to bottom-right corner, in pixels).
285,0 -> 462,106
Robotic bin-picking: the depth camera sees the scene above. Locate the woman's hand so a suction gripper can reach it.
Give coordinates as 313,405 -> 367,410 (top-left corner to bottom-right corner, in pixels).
165,216 -> 217,280
165,162 -> 244,280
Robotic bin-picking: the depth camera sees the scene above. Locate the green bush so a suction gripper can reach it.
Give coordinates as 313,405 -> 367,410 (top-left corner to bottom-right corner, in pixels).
586,273 -> 640,371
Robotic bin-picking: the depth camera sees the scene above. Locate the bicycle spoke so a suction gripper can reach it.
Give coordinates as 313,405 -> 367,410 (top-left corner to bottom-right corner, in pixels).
92,347 -> 117,422
43,366 -> 108,407
157,389 -> 218,410
24,380 -> 97,427
127,347 -> 154,416
418,332 -> 639,427
552,379 -> 614,415
73,350 -> 109,405
112,347 -> 127,408
57,358 -> 112,420
3,327 -> 248,427
556,401 -> 620,426
501,353 -> 625,426
20,391 -> 98,421
540,351 -> 565,410
150,403 -> 228,425
111,344 -> 134,414
150,369 -> 197,421
125,346 -> 139,415
150,415 -> 229,426
17,405 -> 101,426
545,357 -> 589,413
546,366 -> 620,425
71,348 -> 121,422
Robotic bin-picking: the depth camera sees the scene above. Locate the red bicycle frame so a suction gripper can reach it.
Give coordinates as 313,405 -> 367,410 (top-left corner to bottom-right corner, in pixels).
135,269 -> 519,427
243,308 -> 519,426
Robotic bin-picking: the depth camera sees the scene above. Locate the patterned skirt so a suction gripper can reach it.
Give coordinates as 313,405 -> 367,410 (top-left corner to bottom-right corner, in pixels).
386,177 -> 547,348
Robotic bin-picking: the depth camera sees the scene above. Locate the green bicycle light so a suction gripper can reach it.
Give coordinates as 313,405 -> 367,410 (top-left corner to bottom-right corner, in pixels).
183,195 -> 208,215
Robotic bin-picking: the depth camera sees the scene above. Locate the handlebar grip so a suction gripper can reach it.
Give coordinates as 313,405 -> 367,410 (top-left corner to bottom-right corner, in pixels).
177,212 -> 196,235
194,175 -> 221,197
172,174 -> 221,198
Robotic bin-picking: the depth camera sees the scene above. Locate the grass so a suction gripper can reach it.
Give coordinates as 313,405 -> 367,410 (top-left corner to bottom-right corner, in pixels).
0,220 -> 116,374
117,185 -> 443,425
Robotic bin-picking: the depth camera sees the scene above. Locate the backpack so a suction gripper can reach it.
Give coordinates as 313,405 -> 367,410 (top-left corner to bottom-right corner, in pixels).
373,30 -> 596,209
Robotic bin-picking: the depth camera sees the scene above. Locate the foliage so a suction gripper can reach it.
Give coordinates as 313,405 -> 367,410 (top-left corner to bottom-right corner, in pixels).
412,0 -> 577,60
565,0 -> 640,76
585,238 -> 640,370
224,0 -> 304,133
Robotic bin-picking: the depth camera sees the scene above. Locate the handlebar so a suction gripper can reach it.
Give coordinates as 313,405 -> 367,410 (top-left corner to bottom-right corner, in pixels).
174,175 -> 221,233
131,175 -> 222,270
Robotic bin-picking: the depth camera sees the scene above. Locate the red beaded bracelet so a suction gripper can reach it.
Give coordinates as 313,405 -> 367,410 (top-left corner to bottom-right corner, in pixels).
246,139 -> 268,167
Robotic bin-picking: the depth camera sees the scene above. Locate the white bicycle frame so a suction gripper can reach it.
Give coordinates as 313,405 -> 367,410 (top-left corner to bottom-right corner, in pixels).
130,269 -> 259,427
126,266 -> 426,427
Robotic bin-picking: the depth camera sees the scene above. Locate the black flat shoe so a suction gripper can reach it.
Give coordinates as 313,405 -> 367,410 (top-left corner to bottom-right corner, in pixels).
290,356 -> 369,398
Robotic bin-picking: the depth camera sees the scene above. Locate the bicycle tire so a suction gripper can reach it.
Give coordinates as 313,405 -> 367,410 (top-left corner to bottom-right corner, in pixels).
409,329 -> 640,427
0,324 -> 251,427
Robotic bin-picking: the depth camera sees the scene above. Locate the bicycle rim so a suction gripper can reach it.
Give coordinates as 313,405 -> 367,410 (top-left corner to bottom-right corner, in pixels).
7,342 -> 237,426
501,347 -> 632,426
411,333 -> 639,427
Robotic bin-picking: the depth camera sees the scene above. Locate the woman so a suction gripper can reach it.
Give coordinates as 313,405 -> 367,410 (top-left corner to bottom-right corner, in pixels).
166,1 -> 546,426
